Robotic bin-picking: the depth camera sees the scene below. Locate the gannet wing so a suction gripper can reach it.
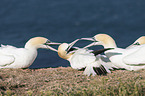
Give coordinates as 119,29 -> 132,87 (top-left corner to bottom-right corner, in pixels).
123,45 -> 145,66
98,55 -> 118,69
70,49 -> 97,69
1,44 -> 17,48
92,48 -> 114,56
0,55 -> 15,67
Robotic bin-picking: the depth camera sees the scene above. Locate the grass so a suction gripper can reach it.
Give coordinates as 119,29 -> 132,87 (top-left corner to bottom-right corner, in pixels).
0,67 -> 145,96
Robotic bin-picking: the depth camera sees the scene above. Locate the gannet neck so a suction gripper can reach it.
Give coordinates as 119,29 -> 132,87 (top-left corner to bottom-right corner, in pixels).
24,37 -> 48,49
58,43 -> 73,60
94,34 -> 117,48
134,36 -> 145,45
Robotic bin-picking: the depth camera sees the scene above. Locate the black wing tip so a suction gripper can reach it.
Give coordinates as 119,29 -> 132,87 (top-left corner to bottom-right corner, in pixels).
93,65 -> 108,76
92,48 -> 114,56
78,67 -> 86,71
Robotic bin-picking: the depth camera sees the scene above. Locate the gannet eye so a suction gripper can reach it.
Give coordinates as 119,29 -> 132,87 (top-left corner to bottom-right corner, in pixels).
46,40 -> 51,43
134,42 -> 140,45
92,37 -> 98,42
44,40 -> 51,45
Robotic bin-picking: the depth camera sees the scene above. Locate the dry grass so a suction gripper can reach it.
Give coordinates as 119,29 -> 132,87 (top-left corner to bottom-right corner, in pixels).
0,67 -> 145,96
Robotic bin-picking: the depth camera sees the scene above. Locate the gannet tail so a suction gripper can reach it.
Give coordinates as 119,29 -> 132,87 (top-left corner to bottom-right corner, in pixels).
83,66 -> 96,76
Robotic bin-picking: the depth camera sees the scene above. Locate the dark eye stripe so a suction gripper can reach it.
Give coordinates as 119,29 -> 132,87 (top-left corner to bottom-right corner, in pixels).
134,42 -> 140,45
44,40 -> 51,45
46,40 -> 51,43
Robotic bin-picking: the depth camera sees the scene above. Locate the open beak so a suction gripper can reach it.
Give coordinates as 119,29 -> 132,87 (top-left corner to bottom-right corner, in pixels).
46,46 -> 58,52
81,37 -> 98,48
81,37 -> 96,41
83,42 -> 96,48
67,39 -> 80,51
45,42 -> 61,52
46,42 -> 61,45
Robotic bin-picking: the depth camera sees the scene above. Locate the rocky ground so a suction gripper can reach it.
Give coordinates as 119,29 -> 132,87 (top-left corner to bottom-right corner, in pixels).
0,67 -> 145,96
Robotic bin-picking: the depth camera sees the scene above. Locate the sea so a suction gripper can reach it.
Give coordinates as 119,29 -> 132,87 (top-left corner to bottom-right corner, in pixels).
0,0 -> 145,68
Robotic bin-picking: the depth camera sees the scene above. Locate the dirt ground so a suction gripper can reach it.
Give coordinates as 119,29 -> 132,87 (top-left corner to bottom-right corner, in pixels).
0,67 -> 145,95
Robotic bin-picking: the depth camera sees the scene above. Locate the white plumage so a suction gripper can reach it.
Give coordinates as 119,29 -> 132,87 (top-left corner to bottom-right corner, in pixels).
96,54 -> 118,70
0,44 -> 36,68
69,48 -> 103,76
81,34 -> 145,71
0,37 -> 60,68
105,45 -> 145,70
126,36 -> 145,49
57,39 -> 111,76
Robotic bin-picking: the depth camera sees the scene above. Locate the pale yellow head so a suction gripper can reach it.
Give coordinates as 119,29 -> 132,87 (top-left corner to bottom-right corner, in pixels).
93,34 -> 117,48
81,34 -> 117,48
133,36 -> 145,45
25,37 -> 48,49
24,37 -> 60,52
58,39 -> 80,60
58,43 -> 73,60
82,34 -> 117,48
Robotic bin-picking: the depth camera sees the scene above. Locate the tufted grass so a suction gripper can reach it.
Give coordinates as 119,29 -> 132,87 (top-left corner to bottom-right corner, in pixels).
0,67 -> 145,96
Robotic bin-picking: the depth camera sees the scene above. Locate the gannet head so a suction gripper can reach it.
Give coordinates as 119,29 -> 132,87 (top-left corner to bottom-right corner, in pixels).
133,36 -> 145,45
58,43 -> 73,60
81,34 -> 117,48
58,39 -> 79,60
126,36 -> 145,49
25,37 -> 60,52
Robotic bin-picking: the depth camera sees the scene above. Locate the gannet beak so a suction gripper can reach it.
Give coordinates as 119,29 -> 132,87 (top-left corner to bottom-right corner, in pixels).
45,42 -> 61,45
46,46 -> 58,52
67,39 -> 80,51
81,37 -> 96,41
81,37 -> 99,48
83,42 -> 97,48
45,42 -> 61,52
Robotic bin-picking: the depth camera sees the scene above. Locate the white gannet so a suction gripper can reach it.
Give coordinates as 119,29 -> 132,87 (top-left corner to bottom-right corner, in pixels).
81,34 -> 145,71
57,39 -> 112,76
126,36 -> 145,49
0,37 -> 60,68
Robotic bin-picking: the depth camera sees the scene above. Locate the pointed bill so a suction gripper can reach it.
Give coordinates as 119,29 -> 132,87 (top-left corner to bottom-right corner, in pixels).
81,37 -> 99,48
67,39 -> 80,51
46,42 -> 61,45
45,42 -> 61,52
83,42 -> 97,48
81,37 -> 95,41
46,46 -> 58,52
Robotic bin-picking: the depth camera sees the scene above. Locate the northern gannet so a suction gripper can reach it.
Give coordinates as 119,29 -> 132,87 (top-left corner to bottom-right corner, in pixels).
57,39 -> 113,76
0,37 -> 60,68
127,36 -> 145,49
81,34 -> 145,71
